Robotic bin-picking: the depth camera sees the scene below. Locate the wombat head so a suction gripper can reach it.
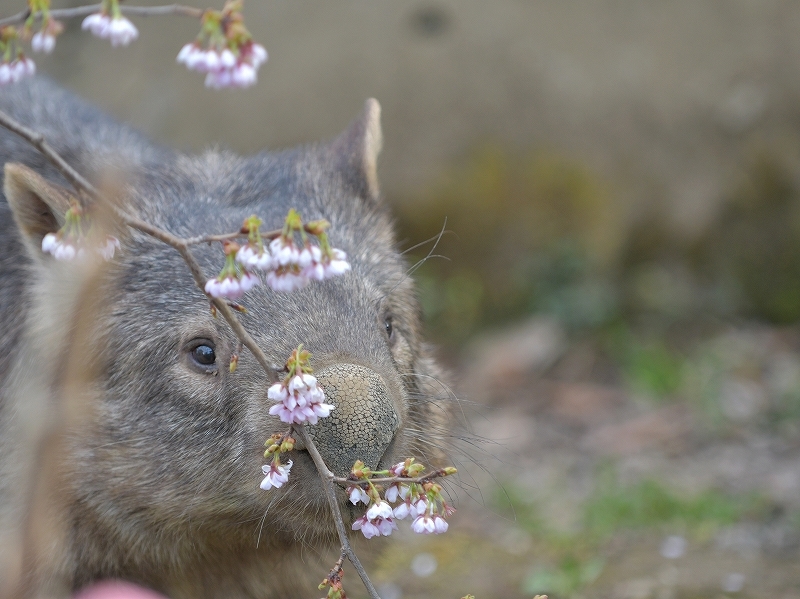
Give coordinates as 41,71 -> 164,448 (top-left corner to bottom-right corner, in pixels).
2,97 -> 450,592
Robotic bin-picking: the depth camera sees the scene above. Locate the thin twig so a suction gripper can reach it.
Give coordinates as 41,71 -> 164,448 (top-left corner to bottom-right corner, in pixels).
295,426 -> 382,599
333,470 -> 454,486
0,3 -> 203,28
183,228 -> 282,246
0,110 -> 97,199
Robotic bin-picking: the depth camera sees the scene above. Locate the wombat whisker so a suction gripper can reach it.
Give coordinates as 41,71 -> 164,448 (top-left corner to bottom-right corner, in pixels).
404,426 -> 491,465
399,370 -> 471,425
379,219 -> 450,300
399,222 -> 451,256
88,436 -> 158,450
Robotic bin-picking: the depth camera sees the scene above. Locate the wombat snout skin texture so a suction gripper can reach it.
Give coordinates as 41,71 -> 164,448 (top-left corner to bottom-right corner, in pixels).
0,78 -> 450,599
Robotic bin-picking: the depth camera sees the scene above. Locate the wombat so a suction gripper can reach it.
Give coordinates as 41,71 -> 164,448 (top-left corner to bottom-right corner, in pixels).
0,77 -> 449,599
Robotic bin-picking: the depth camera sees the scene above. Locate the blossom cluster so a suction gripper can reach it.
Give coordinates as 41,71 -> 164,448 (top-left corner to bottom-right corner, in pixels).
42,231 -> 120,261
176,1 -> 267,89
260,433 -> 295,490
203,240 -> 260,300
82,12 -> 138,47
267,346 -> 334,426
39,201 -> 120,262
0,24 -> 36,86
29,10 -> 64,55
0,0 -> 267,90
0,56 -> 36,85
348,459 -> 457,539
178,40 -> 266,89
268,372 -> 334,425
204,212 -> 350,300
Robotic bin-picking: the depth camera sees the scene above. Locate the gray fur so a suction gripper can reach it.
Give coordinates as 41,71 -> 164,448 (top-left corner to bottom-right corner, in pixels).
0,78 -> 448,599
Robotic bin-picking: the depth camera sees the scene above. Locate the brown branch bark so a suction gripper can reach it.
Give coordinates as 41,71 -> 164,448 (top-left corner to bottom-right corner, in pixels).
333,471 -> 453,486
0,3 -> 203,28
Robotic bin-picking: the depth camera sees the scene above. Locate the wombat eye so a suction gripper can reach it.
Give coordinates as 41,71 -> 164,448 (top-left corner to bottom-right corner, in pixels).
384,317 -> 394,341
193,345 -> 216,365
187,340 -> 217,372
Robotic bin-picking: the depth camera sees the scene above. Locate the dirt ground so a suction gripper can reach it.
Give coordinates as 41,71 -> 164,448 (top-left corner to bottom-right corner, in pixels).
364,319 -> 800,599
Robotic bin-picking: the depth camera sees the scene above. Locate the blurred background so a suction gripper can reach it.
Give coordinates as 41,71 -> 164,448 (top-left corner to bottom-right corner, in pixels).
11,0 -> 800,597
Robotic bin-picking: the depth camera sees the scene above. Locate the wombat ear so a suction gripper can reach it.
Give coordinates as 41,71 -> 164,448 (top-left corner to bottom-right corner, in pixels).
4,162 -> 73,258
330,98 -> 383,201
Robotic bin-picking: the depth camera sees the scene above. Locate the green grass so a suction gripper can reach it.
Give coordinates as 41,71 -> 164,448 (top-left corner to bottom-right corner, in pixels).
495,471 -> 769,598
583,478 -> 764,539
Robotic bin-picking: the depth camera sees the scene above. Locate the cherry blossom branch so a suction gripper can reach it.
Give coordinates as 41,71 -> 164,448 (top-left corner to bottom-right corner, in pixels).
0,3 -> 203,28
0,109 -> 96,200
333,469 -> 455,486
294,425 -> 382,599
183,228 -> 281,247
0,107 -> 279,381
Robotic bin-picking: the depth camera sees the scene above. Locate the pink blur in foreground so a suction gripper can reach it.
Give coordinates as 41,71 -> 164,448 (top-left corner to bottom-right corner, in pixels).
73,581 -> 168,599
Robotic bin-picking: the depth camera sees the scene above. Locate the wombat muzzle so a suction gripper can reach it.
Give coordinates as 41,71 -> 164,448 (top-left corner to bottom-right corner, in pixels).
305,363 -> 400,476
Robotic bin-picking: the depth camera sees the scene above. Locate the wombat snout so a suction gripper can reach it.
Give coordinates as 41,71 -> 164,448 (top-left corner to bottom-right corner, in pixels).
304,363 -> 400,476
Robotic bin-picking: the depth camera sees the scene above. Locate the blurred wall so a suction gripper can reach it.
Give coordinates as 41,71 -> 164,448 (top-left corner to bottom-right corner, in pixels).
6,0 -> 800,236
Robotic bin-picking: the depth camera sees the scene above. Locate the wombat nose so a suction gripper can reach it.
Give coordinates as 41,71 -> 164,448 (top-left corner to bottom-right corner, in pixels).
306,363 -> 400,477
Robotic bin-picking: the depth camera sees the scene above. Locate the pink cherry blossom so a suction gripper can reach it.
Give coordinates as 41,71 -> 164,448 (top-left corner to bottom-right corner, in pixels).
107,17 -> 139,47
260,459 -> 292,490
269,237 -> 301,267
393,494 -> 425,520
352,513 -> 397,539
82,13 -> 111,37
204,271 -> 260,300
411,514 -> 448,535
0,58 -> 36,86
82,13 -> 138,47
265,270 -> 310,293
267,373 -> 334,425
98,236 -> 121,261
41,232 -> 119,262
366,501 -> 393,521
389,461 -> 407,476
178,41 -> 266,90
321,248 -> 351,278
351,515 -> 380,539
235,243 -> 273,271
384,482 -> 409,503
348,486 -> 370,505
31,31 -> 56,54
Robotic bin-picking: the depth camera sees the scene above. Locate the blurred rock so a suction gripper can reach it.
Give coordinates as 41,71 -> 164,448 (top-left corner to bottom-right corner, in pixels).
717,82 -> 767,134
410,553 -> 437,577
582,405 -> 691,456
548,382 -> 625,427
464,317 -> 566,404
660,536 -> 687,560
719,378 -> 767,423
721,572 -> 746,593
